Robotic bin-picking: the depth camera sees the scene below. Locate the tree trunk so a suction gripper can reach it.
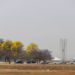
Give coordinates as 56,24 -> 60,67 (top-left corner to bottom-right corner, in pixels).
9,60 -> 11,64
8,58 -> 11,64
39,60 -> 41,64
43,60 -> 45,64
5,57 -> 7,62
38,60 -> 40,64
14,59 -> 16,63
36,59 -> 39,64
21,58 -> 23,64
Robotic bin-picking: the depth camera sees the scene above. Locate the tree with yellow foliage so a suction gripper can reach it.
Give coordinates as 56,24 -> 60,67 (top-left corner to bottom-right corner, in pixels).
0,40 -> 4,50
11,41 -> 24,55
26,43 -> 38,54
0,40 -> 5,60
1,39 -> 14,63
11,43 -> 18,56
0,41 -> 2,47
1,40 -> 24,63
11,41 -> 24,62
1,39 -> 14,52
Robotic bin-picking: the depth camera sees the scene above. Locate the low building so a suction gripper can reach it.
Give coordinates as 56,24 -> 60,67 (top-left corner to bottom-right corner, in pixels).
52,57 -> 61,61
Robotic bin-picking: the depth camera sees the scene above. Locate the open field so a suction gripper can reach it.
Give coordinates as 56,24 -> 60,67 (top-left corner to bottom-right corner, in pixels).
0,64 -> 75,70
0,63 -> 74,75
0,70 -> 75,75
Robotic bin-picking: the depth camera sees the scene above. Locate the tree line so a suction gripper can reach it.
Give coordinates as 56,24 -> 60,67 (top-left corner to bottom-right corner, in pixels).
0,39 -> 52,64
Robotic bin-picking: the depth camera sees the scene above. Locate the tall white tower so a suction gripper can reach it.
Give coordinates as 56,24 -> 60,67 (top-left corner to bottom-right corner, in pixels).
64,39 -> 67,61
60,39 -> 67,61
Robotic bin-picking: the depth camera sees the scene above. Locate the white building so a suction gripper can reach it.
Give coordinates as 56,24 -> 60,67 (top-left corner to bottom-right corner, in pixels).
52,57 -> 61,61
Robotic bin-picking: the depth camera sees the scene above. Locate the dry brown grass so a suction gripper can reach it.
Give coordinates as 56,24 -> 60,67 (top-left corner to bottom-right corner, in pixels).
0,63 -> 74,75
0,64 -> 74,70
50,61 -> 71,64
0,70 -> 75,75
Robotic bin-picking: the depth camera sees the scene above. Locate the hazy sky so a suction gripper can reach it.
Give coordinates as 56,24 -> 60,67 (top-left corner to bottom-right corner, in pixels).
0,0 -> 75,60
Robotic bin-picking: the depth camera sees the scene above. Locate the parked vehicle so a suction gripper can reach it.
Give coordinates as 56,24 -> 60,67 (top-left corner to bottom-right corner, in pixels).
53,61 -> 61,64
16,60 -> 23,63
41,61 -> 50,64
27,60 -> 36,64
60,61 -> 66,64
70,61 -> 75,64
53,61 -> 66,64
32,60 -> 36,63
27,60 -> 31,64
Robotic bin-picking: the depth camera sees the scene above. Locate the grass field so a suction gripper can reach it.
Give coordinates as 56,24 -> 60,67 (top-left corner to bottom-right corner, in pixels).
0,63 -> 74,75
0,70 -> 75,75
0,64 -> 75,70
